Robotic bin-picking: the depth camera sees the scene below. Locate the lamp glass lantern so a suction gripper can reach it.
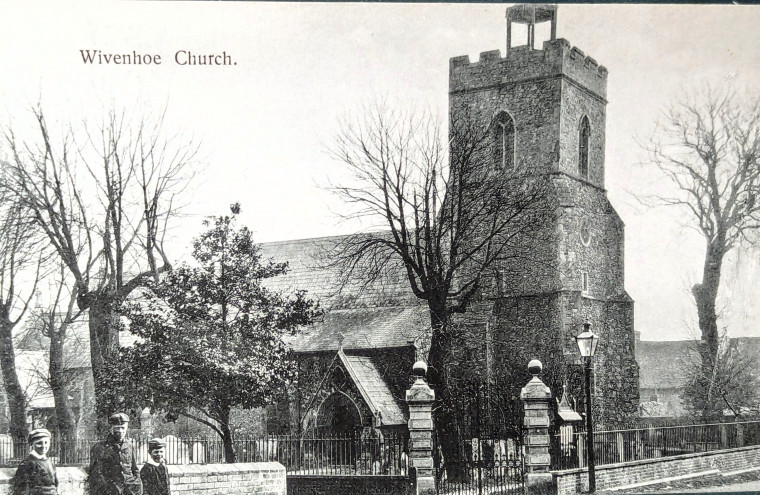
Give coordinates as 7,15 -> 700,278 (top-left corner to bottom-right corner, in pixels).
575,323 -> 599,358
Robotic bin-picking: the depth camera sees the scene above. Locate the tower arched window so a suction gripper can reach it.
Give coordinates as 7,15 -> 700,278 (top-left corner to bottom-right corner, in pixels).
492,112 -> 515,170
578,116 -> 590,179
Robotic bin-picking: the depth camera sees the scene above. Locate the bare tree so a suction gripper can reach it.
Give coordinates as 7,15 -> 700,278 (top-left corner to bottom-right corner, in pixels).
22,264 -> 87,460
645,83 -> 760,417
681,331 -> 760,418
327,102 -> 555,471
0,194 -> 43,452
3,104 -> 199,426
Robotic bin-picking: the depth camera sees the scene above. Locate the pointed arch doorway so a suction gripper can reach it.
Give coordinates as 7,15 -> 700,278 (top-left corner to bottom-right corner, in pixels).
315,390 -> 363,436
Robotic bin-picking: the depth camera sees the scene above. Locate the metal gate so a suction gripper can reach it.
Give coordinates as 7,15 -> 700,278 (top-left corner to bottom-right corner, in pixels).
434,435 -> 524,494
433,384 -> 525,495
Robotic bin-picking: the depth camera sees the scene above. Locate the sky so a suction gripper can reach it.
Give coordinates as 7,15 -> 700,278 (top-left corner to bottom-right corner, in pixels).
1,2 -> 759,341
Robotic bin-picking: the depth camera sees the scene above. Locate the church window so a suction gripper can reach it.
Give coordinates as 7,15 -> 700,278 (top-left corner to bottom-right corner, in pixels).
581,271 -> 589,294
492,112 -> 515,170
579,116 -> 590,179
580,219 -> 591,246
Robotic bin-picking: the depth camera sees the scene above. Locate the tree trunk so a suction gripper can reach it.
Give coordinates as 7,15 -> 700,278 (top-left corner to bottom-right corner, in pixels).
426,299 -> 466,481
219,404 -> 236,463
87,294 -> 121,432
691,239 -> 724,418
0,319 -> 29,458
49,329 -> 77,463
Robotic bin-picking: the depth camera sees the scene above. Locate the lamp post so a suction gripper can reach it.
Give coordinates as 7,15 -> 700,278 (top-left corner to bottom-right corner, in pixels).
576,322 -> 599,493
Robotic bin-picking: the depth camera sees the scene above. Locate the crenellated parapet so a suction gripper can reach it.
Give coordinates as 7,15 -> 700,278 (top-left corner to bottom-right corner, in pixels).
450,38 -> 607,99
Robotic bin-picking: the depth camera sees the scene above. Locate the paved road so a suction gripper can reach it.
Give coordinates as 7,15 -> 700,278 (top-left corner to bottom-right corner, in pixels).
604,473 -> 760,494
652,479 -> 760,493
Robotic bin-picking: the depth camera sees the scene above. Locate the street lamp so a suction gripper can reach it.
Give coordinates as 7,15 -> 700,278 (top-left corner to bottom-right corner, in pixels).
576,322 -> 599,493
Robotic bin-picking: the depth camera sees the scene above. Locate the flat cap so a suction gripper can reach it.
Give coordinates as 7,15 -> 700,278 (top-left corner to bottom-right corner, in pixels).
108,412 -> 130,425
28,428 -> 51,444
148,438 -> 166,450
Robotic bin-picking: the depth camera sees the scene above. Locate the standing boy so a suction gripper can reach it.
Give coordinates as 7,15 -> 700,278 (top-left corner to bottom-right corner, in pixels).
12,428 -> 58,495
89,413 -> 142,495
140,438 -> 170,495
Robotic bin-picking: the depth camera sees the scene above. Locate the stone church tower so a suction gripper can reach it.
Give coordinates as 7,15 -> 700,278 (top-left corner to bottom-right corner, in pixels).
449,4 -> 639,427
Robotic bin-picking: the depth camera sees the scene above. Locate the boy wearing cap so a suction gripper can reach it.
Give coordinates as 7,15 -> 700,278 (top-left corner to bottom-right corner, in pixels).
89,413 -> 142,495
12,428 -> 59,495
140,439 -> 170,495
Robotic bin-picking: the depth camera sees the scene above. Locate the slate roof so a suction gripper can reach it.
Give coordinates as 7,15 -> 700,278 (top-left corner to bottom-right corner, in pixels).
286,305 -> 429,353
636,340 -> 695,390
636,337 -> 760,390
340,351 -> 406,426
259,235 -> 430,353
259,234 -> 417,310
16,314 -> 91,369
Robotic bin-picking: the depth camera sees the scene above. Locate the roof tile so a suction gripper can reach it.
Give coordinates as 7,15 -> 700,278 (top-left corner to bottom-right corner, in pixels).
260,235 -> 429,353
341,353 -> 406,425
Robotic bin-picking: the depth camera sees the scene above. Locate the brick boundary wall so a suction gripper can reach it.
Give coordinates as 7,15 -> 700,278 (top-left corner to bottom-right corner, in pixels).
554,445 -> 760,495
0,462 -> 286,495
287,474 -> 412,495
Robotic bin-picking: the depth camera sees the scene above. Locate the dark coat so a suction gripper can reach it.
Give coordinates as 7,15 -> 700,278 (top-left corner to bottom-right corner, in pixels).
12,454 -> 58,495
89,435 -> 143,495
140,462 -> 170,495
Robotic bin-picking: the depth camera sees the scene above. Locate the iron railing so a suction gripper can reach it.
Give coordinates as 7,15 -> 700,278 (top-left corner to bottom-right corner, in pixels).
0,433 -> 408,475
551,420 -> 760,470
258,433 -> 409,475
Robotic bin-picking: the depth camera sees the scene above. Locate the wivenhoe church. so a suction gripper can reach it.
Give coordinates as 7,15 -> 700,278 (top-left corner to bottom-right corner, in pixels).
259,4 -> 640,440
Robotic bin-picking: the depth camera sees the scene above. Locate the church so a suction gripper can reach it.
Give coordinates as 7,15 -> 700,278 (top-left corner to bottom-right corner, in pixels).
260,4 -> 640,439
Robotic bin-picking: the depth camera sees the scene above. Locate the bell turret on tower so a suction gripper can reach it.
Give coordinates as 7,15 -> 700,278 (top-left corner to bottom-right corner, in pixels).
450,4 -> 608,187
506,3 -> 557,51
